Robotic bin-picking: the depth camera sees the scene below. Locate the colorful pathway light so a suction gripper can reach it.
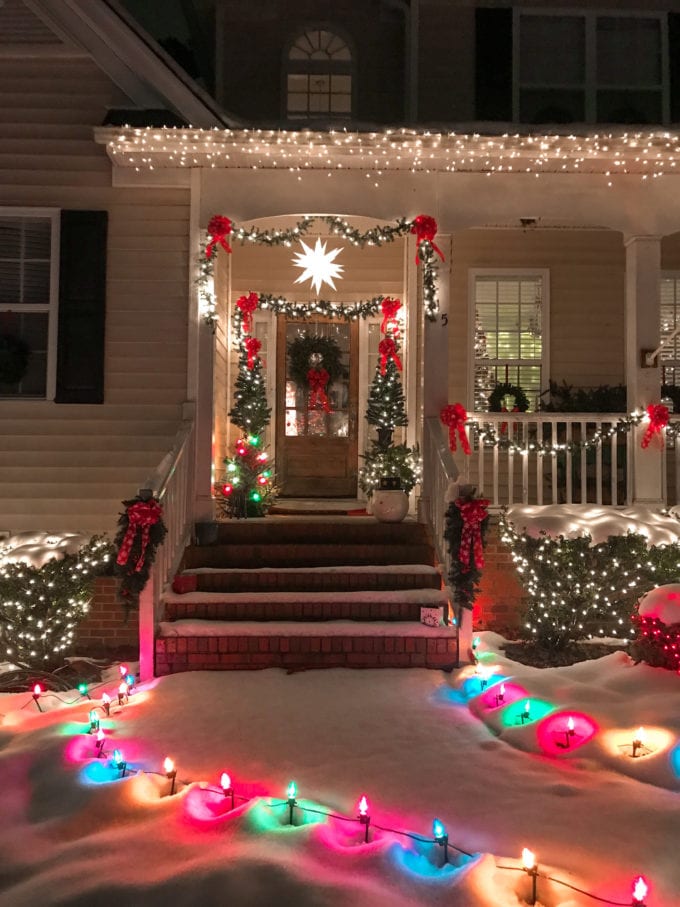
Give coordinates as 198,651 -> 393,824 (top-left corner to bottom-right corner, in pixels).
432,818 -> 448,866
164,757 -> 177,795
286,781 -> 297,825
632,875 -> 648,906
117,682 -> 129,707
564,716 -> 576,748
32,683 -> 43,712
78,682 -> 91,700
632,727 -> 647,758
88,709 -> 100,734
495,683 -> 506,707
101,693 -> 111,717
357,795 -> 370,843
95,728 -> 105,756
221,772 -> 235,810
522,847 -> 539,906
112,749 -> 126,778
521,700 -> 531,724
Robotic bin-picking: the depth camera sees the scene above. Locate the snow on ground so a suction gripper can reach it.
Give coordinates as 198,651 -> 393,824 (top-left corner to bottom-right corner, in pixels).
506,504 -> 680,546
0,637 -> 678,907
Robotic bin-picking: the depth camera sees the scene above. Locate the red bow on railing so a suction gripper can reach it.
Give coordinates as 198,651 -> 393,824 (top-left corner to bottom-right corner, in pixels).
380,297 -> 402,335
410,214 -> 445,265
307,368 -> 332,412
440,403 -> 471,455
641,403 -> 669,449
245,337 -> 261,370
236,292 -> 259,334
455,497 -> 489,573
116,500 -> 163,573
378,337 -> 402,375
206,215 -> 233,258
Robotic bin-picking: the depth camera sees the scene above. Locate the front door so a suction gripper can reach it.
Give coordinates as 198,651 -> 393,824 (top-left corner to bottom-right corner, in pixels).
276,317 -> 358,496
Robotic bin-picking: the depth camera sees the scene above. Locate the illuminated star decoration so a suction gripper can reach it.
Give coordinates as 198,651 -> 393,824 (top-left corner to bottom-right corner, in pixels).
292,238 -> 344,293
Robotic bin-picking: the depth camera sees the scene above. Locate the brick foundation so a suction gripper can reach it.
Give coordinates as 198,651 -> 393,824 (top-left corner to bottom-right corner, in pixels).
474,519 -> 526,635
75,576 -> 139,656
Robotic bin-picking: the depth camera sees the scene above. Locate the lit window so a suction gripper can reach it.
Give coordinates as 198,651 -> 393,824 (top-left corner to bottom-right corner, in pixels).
286,28 -> 352,120
0,213 -> 57,397
473,274 -> 545,412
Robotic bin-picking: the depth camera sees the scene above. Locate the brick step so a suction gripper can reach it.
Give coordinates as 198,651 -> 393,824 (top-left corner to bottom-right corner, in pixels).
184,543 -> 436,569
162,588 -> 449,622
155,620 -> 459,673
192,517 -> 432,547
178,564 -> 442,594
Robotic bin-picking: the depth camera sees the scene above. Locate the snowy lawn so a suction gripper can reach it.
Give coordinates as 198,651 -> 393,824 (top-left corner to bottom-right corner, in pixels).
0,634 -> 678,906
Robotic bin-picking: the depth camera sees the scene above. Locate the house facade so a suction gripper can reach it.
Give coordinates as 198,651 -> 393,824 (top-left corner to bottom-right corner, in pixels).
3,0 -> 680,555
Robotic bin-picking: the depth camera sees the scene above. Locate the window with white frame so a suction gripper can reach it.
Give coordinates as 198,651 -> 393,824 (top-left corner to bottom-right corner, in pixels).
0,212 -> 56,397
473,273 -> 545,412
660,275 -> 680,387
517,10 -> 667,124
286,28 -> 352,120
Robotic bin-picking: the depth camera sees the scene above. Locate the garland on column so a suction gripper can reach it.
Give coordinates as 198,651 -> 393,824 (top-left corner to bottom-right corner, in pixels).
443,490 -> 489,613
114,495 -> 167,609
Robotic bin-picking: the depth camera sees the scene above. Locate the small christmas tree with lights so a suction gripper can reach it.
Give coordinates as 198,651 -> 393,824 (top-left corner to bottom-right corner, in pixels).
365,349 -> 408,449
228,340 -> 271,438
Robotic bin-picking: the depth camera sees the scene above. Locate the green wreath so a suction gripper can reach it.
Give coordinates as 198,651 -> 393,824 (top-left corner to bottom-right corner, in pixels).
287,334 -> 344,387
488,382 -> 529,412
0,333 -> 31,385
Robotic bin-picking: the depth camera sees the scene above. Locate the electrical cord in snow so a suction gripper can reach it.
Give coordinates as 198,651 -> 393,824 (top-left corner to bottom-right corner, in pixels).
495,865 -> 633,906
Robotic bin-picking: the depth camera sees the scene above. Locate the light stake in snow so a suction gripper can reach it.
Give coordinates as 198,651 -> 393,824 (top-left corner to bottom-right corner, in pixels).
477,665 -> 489,690
632,727 -> 646,758
112,749 -> 126,778
95,728 -> 105,756
117,682 -> 128,707
432,818 -> 448,866
118,664 -> 127,679
357,795 -> 370,843
471,637 -> 480,662
32,684 -> 43,712
565,716 -> 575,748
125,673 -> 135,691
495,683 -> 506,707
286,781 -> 297,826
521,700 -> 531,724
220,772 -> 235,810
101,693 -> 111,717
164,757 -> 177,796
78,683 -> 91,700
522,848 -> 539,906
88,709 -> 100,733
631,875 -> 648,906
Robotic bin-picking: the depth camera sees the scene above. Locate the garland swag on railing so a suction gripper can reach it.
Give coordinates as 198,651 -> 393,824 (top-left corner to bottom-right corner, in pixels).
114,494 -> 168,610
197,213 -> 442,329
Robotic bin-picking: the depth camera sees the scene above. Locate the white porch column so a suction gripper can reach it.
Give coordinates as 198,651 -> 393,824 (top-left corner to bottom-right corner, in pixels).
194,322 -> 216,521
422,235 -> 451,421
625,235 -> 664,505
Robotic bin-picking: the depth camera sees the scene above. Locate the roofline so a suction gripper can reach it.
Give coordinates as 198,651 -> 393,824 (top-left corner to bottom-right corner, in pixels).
26,0 -> 242,129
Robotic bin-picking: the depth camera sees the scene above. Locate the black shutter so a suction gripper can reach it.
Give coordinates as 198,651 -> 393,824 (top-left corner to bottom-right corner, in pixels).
475,8 -> 513,122
670,14 -> 680,123
55,210 -> 107,404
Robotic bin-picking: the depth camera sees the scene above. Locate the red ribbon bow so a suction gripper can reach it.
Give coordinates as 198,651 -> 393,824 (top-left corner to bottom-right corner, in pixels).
380,297 -> 402,335
307,368 -> 332,412
641,403 -> 669,449
245,336 -> 261,370
440,403 -> 471,455
206,215 -> 233,258
378,337 -> 403,375
455,498 -> 489,573
500,405 -> 520,433
236,292 -> 259,334
411,214 -> 445,265
116,500 -> 163,573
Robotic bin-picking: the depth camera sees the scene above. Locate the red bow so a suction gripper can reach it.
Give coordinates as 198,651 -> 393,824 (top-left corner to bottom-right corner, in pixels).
116,500 -> 163,573
236,292 -> 259,334
307,368 -> 332,412
245,336 -> 261,369
455,498 -> 489,573
411,214 -> 445,265
380,297 -> 402,335
500,405 -> 520,433
440,403 -> 471,455
378,337 -> 402,375
206,215 -> 233,258
641,403 -> 669,449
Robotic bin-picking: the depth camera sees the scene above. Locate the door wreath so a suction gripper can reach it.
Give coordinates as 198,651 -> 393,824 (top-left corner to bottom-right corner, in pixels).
0,333 -> 31,385
288,334 -> 344,412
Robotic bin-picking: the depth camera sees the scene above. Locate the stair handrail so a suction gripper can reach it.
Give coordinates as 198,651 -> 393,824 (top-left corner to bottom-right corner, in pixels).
421,416 -> 459,574
137,418 -> 196,680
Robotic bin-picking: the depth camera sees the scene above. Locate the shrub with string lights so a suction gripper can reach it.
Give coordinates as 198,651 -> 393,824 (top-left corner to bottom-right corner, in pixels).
215,434 -> 276,518
0,537 -> 112,669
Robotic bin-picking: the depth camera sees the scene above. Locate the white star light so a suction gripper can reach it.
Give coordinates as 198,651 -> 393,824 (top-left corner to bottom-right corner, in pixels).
292,238 -> 344,293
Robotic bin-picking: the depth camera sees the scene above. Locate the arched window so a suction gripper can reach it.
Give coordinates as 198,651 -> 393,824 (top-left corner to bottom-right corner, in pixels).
286,28 -> 352,120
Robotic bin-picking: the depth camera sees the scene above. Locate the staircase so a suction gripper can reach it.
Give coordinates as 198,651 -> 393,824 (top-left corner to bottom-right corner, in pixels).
155,517 -> 458,673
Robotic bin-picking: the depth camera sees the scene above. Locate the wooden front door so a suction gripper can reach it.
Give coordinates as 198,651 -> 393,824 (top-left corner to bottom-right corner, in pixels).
276,317 -> 358,496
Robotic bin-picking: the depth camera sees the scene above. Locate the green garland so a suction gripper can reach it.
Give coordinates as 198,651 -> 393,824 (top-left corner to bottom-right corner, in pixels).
0,332 -> 31,385
287,334 -> 344,387
113,495 -> 168,611
443,495 -> 489,612
488,382 -> 529,413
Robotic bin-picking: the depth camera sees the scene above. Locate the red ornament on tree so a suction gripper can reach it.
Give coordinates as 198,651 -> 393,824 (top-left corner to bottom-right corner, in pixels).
378,337 -> 402,375
410,214 -> 445,264
440,403 -> 471,455
380,297 -> 402,335
455,497 -> 490,573
307,368 -> 332,412
245,337 -> 261,370
236,292 -> 259,334
206,215 -> 233,257
116,499 -> 163,573
641,403 -> 669,449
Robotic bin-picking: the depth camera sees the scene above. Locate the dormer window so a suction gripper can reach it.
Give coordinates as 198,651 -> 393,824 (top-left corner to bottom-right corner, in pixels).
286,28 -> 352,120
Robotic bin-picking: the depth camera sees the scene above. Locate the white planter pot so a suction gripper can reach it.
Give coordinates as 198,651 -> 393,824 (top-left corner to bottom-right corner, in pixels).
371,489 -> 409,523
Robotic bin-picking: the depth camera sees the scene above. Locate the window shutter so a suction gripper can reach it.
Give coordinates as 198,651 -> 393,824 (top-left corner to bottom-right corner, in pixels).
475,8 -> 513,121
670,14 -> 680,122
55,210 -> 107,404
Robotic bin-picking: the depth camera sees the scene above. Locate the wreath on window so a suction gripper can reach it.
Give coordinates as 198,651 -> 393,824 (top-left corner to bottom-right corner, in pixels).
488,382 -> 530,413
0,333 -> 31,385
287,334 -> 344,388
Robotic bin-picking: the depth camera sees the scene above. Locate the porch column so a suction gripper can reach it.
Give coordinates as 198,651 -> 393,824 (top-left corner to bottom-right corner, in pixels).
422,235 -> 451,421
194,323 -> 216,521
625,235 -> 664,504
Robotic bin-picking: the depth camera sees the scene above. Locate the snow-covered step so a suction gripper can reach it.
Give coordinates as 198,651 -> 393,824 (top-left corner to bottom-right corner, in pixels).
162,587 -> 449,622
155,620 -> 459,673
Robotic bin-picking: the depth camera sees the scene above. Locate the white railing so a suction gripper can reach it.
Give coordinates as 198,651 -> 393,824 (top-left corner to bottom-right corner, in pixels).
421,416 -> 459,574
461,413 -> 632,508
138,419 -> 196,680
